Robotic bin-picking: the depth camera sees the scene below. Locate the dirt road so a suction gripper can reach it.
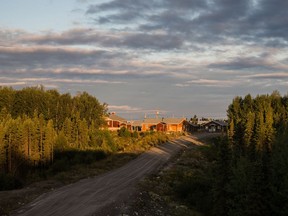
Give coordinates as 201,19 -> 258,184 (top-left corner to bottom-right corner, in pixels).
13,136 -> 196,216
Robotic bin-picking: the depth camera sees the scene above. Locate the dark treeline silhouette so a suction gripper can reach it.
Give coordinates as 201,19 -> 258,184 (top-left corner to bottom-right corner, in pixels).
175,91 -> 288,216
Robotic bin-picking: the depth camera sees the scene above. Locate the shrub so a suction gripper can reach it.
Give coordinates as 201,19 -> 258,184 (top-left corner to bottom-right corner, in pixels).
132,131 -> 139,138
118,127 -> 131,137
0,173 -> 23,190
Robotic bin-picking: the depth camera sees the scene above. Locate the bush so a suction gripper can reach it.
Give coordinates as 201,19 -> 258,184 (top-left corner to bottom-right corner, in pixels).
0,173 -> 23,190
51,149 -> 108,174
176,173 -> 213,213
51,159 -> 69,173
132,131 -> 139,138
118,127 -> 131,137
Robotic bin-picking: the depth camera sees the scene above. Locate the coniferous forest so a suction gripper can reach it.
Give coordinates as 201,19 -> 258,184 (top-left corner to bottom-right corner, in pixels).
0,86 -> 107,189
223,91 -> 288,216
173,91 -> 288,216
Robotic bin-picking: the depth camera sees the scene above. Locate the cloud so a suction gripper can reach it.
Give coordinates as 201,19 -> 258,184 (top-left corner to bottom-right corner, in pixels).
0,82 -> 26,86
45,78 -> 125,84
107,105 -> 169,117
108,105 -> 141,112
0,28 -> 27,46
208,57 -> 269,71
208,54 -> 287,72
184,79 -> 238,87
241,72 -> 288,80
0,76 -> 125,91
86,0 -> 153,15
0,45 -> 127,70
84,0 -> 288,45
20,28 -> 183,50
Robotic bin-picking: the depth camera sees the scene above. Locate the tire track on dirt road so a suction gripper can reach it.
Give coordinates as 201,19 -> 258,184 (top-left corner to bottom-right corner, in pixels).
12,136 -> 194,216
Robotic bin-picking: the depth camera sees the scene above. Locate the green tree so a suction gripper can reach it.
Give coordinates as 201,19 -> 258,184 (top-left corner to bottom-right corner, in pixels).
0,119 -> 7,173
0,87 -> 15,113
270,128 -> 288,215
213,138 -> 232,216
78,119 -> 89,149
44,120 -> 55,164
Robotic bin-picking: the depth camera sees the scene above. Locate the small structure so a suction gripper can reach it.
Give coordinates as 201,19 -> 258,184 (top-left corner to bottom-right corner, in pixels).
203,120 -> 228,133
106,113 -> 128,131
131,120 -> 143,131
141,118 -> 167,132
184,121 -> 199,133
164,118 -> 186,132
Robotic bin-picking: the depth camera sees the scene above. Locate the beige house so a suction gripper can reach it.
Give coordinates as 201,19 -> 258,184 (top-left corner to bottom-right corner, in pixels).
164,118 -> 186,132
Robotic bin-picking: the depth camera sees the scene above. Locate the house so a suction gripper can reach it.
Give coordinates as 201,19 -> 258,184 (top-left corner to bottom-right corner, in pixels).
131,120 -> 143,131
164,118 -> 186,132
140,117 -> 186,132
141,118 -> 167,132
203,120 -> 228,133
183,121 -> 199,133
106,113 -> 128,131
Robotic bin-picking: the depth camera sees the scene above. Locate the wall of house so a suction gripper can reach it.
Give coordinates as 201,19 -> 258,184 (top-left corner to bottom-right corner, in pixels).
156,123 -> 166,132
142,124 -> 155,131
167,123 -> 183,132
107,120 -> 121,128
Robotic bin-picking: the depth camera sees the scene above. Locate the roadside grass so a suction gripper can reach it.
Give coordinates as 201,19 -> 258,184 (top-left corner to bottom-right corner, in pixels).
129,133 -> 222,216
0,131 -> 181,215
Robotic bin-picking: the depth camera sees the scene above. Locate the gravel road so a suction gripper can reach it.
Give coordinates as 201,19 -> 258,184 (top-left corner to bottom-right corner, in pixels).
13,136 -> 194,216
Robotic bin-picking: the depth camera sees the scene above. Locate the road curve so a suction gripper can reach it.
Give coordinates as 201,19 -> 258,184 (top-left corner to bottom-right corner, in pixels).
13,136 -> 193,216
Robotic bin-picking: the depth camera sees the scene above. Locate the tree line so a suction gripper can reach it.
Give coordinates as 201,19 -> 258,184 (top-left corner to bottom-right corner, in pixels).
174,91 -> 288,216
0,86 -> 106,131
0,86 -> 108,188
220,91 -> 288,215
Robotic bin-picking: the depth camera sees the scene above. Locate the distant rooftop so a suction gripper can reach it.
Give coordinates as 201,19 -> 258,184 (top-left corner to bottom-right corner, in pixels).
107,113 -> 127,122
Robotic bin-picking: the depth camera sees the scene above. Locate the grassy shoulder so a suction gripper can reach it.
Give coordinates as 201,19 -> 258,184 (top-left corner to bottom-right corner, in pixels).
0,130 -> 181,215
126,133 -> 223,216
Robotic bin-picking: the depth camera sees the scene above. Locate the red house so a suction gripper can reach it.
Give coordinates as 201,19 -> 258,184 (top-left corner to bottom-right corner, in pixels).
106,113 -> 129,131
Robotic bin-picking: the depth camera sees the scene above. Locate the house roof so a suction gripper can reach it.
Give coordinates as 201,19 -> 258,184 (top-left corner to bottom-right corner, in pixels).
186,122 -> 199,127
213,120 -> 228,127
142,118 -> 164,124
107,113 -> 127,123
140,117 -> 186,125
204,120 -> 228,127
131,120 -> 143,127
163,118 -> 185,124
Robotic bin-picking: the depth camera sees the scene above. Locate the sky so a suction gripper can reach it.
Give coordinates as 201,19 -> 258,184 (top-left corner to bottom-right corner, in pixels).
1,0 -> 288,120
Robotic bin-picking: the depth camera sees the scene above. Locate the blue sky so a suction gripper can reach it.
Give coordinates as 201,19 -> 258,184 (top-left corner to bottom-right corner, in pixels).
1,0 -> 288,119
